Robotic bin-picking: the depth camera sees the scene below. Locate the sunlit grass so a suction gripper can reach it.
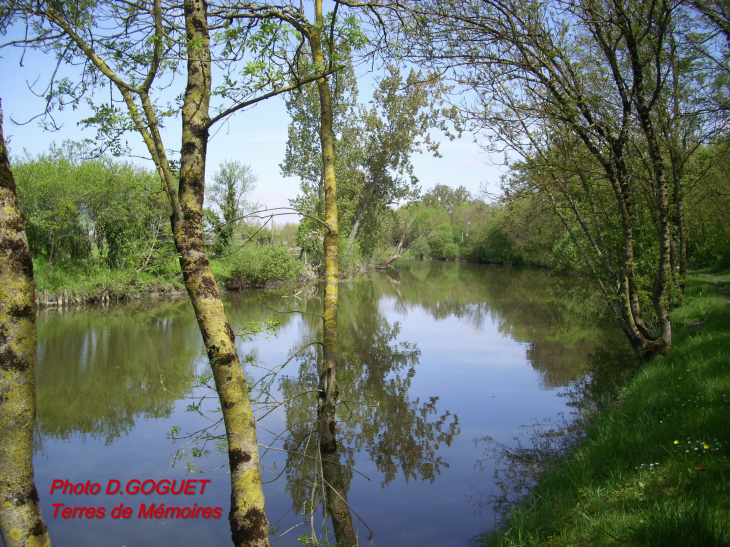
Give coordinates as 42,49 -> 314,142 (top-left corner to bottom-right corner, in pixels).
32,256 -> 184,298
480,273 -> 730,547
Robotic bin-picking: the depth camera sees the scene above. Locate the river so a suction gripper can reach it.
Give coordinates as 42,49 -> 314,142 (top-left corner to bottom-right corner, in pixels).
25,259 -> 628,546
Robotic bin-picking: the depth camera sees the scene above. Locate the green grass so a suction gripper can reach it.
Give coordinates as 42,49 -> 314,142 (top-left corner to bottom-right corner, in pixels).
690,268 -> 730,299
32,246 -> 305,301
479,273 -> 730,547
32,257 -> 185,299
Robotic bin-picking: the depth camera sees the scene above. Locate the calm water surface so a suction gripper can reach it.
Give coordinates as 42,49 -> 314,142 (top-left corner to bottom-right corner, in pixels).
25,260 -> 626,546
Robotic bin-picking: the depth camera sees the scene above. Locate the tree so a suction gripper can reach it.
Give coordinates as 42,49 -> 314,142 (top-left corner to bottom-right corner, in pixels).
422,184 -> 472,215
205,159 -> 257,254
14,143 -> 170,272
283,57 -> 453,259
0,0 -> 312,542
282,41 -> 361,269
222,2 -> 374,542
277,284 -> 459,543
302,4 -> 353,541
0,101 -> 51,547
368,0 -> 683,358
344,66 -> 453,251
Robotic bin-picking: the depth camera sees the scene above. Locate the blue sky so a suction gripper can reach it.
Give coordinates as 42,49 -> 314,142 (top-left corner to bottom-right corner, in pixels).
0,18 -> 505,211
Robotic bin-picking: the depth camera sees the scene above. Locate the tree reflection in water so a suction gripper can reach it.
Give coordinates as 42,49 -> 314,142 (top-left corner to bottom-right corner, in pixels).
471,339 -> 638,524
268,279 -> 460,544
29,259 -> 632,546
34,300 -> 199,447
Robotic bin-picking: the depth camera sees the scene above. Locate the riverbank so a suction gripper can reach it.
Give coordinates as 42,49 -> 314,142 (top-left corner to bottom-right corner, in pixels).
479,271 -> 730,547
32,249 -> 309,307
31,258 -> 187,307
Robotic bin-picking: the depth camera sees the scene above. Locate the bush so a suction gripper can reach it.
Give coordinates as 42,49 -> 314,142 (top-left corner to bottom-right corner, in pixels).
340,237 -> 365,278
221,244 -> 302,289
467,221 -> 520,264
408,238 -> 430,258
426,227 -> 454,259
442,241 -> 459,260
14,143 -> 169,269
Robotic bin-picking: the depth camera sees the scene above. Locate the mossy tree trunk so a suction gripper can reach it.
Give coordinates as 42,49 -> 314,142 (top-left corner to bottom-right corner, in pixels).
0,101 -> 52,547
309,2 -> 357,544
28,2 -> 271,544
178,2 -> 269,545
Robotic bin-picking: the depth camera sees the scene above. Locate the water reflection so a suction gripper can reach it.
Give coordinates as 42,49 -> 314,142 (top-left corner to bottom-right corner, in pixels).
380,260 -> 624,388
28,259 -> 626,547
472,337 -> 637,521
266,279 -> 461,542
35,301 -> 200,444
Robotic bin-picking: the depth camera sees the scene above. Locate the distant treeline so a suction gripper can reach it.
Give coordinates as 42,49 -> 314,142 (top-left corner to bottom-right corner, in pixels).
387,151 -> 730,272
17,143 -> 729,296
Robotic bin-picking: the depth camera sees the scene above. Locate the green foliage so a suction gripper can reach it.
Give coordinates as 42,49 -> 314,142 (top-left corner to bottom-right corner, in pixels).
442,241 -> 459,260
294,219 -> 325,273
479,276 -> 730,547
14,141 -> 171,271
409,237 -> 430,259
684,146 -> 730,270
32,256 -> 184,298
394,201 -> 451,259
283,48 -> 454,268
422,184 -> 471,214
426,225 -> 455,259
204,160 -> 257,255
217,243 -> 302,289
340,236 -> 365,277
392,191 -> 523,264
236,318 -> 280,341
468,218 -> 521,264
547,232 -> 582,273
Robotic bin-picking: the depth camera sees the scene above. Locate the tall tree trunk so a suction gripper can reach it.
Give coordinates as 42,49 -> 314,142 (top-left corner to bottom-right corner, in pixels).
309,2 -> 357,544
319,450 -> 354,545
36,4 -> 271,543
179,2 -> 269,545
667,37 -> 687,296
0,101 -> 52,547
624,18 -> 672,356
603,158 -> 654,357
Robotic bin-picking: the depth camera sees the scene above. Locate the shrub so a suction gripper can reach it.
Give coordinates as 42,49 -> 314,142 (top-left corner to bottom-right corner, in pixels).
442,241 -> 459,260
340,237 -> 365,278
408,238 -> 430,258
222,244 -> 302,289
426,226 -> 454,259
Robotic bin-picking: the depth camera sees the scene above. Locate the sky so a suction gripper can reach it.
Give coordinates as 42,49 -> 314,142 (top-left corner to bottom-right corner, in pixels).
0,17 -> 506,212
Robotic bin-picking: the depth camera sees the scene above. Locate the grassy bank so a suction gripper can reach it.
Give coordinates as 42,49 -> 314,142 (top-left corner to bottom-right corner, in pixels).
32,257 -> 186,304
480,272 -> 730,547
32,243 -> 307,305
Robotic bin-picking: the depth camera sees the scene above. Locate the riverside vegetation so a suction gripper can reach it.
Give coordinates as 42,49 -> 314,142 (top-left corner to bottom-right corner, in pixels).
14,143 -> 729,304
479,272 -> 730,547
12,144 -> 304,305
13,141 -> 730,545
2,1 -> 730,546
